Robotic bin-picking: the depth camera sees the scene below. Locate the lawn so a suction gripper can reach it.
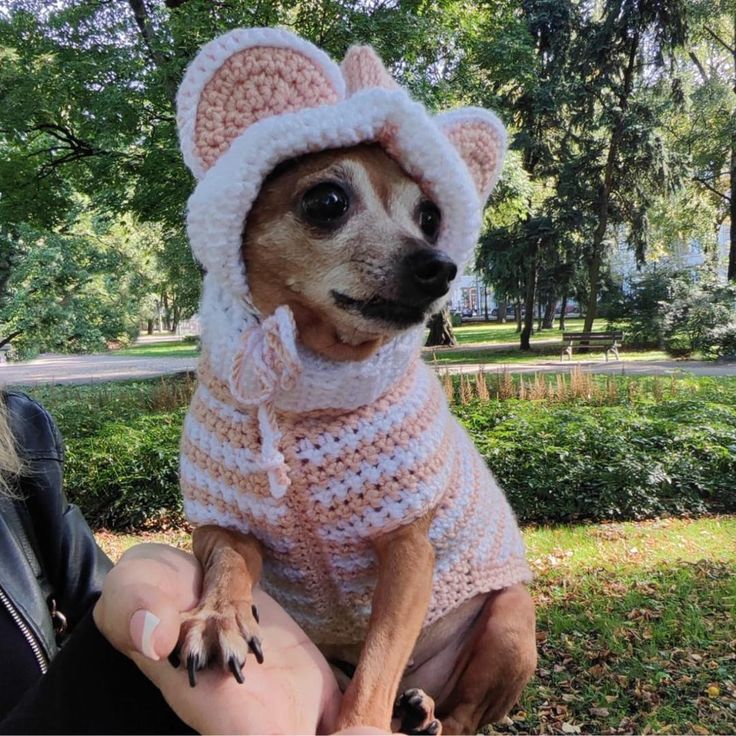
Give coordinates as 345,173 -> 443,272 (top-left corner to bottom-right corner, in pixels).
112,340 -> 198,359
95,515 -> 736,736
447,318 -> 610,346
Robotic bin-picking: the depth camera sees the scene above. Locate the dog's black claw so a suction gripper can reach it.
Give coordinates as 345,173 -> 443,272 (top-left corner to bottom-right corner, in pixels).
249,636 -> 264,664
187,654 -> 199,688
168,649 -> 181,669
228,655 -> 245,684
251,604 -> 260,624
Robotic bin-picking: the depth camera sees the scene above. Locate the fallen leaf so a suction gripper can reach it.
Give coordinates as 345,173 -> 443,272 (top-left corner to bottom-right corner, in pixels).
590,707 -> 610,717
562,722 -> 582,734
706,685 -> 720,698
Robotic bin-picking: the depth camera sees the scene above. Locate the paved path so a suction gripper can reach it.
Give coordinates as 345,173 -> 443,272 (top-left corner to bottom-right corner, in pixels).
2,349 -> 735,387
439,358 -> 736,377
0,352 -> 199,387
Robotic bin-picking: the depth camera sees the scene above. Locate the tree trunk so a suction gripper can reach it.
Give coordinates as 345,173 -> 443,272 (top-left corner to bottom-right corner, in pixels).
425,309 -> 457,347
0,330 -> 22,350
559,291 -> 568,331
162,292 -> 171,331
536,300 -> 543,333
584,249 -> 602,333
483,286 -> 489,320
147,319 -> 154,335
515,300 -> 522,332
497,297 -> 507,323
585,29 -> 640,329
520,247 -> 538,350
542,297 -> 556,329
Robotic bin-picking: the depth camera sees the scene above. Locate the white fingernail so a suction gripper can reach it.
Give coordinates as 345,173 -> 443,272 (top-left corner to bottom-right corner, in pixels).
131,609 -> 161,661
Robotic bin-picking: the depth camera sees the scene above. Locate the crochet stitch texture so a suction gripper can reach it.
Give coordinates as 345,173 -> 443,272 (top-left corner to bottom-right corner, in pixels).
177,27 -> 531,643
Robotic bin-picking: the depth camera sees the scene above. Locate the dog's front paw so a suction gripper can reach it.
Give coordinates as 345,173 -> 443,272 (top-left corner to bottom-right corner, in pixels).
171,600 -> 263,686
394,688 -> 441,735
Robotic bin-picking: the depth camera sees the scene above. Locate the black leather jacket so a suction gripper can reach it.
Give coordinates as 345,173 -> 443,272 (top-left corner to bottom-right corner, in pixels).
0,392 -> 192,734
0,391 -> 112,676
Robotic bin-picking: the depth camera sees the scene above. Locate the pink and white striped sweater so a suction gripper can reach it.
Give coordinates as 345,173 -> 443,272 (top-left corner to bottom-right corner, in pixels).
180,309 -> 531,644
175,28 -> 531,644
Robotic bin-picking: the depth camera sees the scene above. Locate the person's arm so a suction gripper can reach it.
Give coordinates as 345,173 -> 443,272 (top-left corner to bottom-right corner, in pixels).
5,392 -> 112,629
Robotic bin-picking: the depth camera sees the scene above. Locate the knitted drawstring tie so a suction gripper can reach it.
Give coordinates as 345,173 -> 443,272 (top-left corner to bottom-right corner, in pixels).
228,306 -> 302,498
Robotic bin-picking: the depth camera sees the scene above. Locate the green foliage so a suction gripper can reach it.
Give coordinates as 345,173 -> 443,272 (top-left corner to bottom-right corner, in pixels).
23,374 -> 736,531
64,411 -> 185,531
0,216 -> 158,357
661,271 -> 736,355
456,379 -> 736,523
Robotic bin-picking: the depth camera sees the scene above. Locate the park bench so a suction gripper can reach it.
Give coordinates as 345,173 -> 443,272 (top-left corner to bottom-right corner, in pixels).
561,331 -> 624,362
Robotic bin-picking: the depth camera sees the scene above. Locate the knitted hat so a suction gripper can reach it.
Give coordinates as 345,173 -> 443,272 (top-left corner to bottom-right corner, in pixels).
176,27 -> 507,306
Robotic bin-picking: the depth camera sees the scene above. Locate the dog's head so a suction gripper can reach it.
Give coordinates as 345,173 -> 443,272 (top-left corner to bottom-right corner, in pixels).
178,29 -> 506,362
243,144 -> 456,360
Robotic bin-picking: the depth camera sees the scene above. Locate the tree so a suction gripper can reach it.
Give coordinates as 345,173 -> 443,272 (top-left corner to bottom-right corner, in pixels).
473,0 -> 578,348
565,0 -> 688,332
0,212 -> 158,357
680,0 -> 736,279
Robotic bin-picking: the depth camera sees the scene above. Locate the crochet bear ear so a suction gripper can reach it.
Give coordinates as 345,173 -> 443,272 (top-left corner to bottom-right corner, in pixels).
341,45 -> 399,96
436,108 -> 508,202
177,28 -> 345,178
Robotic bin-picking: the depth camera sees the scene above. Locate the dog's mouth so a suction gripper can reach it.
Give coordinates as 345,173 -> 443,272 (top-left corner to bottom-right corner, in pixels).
331,290 -> 429,328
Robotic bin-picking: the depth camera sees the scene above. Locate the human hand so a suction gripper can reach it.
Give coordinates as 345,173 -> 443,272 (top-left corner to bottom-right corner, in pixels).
94,543 -> 341,734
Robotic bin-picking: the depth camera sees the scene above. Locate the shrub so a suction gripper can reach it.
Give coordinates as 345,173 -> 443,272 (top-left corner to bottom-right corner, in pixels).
609,266 -> 736,357
704,320 -> 736,360
456,392 -> 736,523
28,375 -> 736,531
64,410 -> 186,531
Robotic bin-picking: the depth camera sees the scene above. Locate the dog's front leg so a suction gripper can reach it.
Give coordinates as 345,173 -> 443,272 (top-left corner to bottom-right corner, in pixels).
336,512 -> 436,733
176,525 -> 264,685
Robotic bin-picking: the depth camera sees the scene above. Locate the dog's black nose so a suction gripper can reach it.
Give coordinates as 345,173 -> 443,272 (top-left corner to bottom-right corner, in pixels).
401,249 -> 458,301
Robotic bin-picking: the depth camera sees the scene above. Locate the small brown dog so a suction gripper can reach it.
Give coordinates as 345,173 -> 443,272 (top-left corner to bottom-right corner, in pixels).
174,28 -> 536,735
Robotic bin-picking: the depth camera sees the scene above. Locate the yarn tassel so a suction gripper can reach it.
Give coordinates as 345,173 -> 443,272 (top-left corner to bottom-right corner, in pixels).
228,306 -> 301,499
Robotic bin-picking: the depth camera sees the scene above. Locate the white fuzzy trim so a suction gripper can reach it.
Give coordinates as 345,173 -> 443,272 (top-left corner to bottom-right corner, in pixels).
187,88 -> 482,303
177,27 -> 346,179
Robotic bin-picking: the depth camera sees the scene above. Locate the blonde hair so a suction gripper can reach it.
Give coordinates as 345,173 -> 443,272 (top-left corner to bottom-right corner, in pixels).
0,397 -> 23,497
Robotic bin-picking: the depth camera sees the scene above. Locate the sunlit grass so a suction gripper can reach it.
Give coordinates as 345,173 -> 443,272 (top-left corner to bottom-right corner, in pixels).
112,341 -> 198,359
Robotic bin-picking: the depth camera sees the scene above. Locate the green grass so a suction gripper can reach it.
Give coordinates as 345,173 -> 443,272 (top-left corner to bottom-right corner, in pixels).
112,341 -> 198,359
448,318 -> 609,346
511,516 -> 736,735
424,346 -> 669,366
95,516 -> 736,736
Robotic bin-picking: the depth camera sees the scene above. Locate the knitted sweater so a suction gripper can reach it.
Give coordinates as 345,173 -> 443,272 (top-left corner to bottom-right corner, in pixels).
175,28 -> 531,644
180,310 -> 531,644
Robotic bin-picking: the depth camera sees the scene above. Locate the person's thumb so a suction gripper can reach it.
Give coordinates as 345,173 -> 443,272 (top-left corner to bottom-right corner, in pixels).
93,546 -> 201,661
95,578 -> 185,661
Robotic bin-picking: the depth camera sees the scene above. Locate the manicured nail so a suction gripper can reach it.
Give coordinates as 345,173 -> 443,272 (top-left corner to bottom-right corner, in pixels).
130,609 -> 161,661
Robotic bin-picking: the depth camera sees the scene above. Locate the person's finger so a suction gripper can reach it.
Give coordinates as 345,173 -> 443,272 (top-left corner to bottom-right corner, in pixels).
93,545 -> 201,660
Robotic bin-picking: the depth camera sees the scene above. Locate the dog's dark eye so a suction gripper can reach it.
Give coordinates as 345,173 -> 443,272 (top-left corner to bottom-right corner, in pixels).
301,183 -> 349,226
418,201 -> 441,241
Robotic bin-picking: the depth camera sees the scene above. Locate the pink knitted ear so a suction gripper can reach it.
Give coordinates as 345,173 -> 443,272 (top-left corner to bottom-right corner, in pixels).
437,109 -> 507,201
178,29 -> 345,176
341,45 -> 399,96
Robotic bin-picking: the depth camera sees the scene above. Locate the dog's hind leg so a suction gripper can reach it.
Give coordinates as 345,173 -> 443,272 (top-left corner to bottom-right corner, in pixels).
174,525 -> 264,686
437,584 -> 537,735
